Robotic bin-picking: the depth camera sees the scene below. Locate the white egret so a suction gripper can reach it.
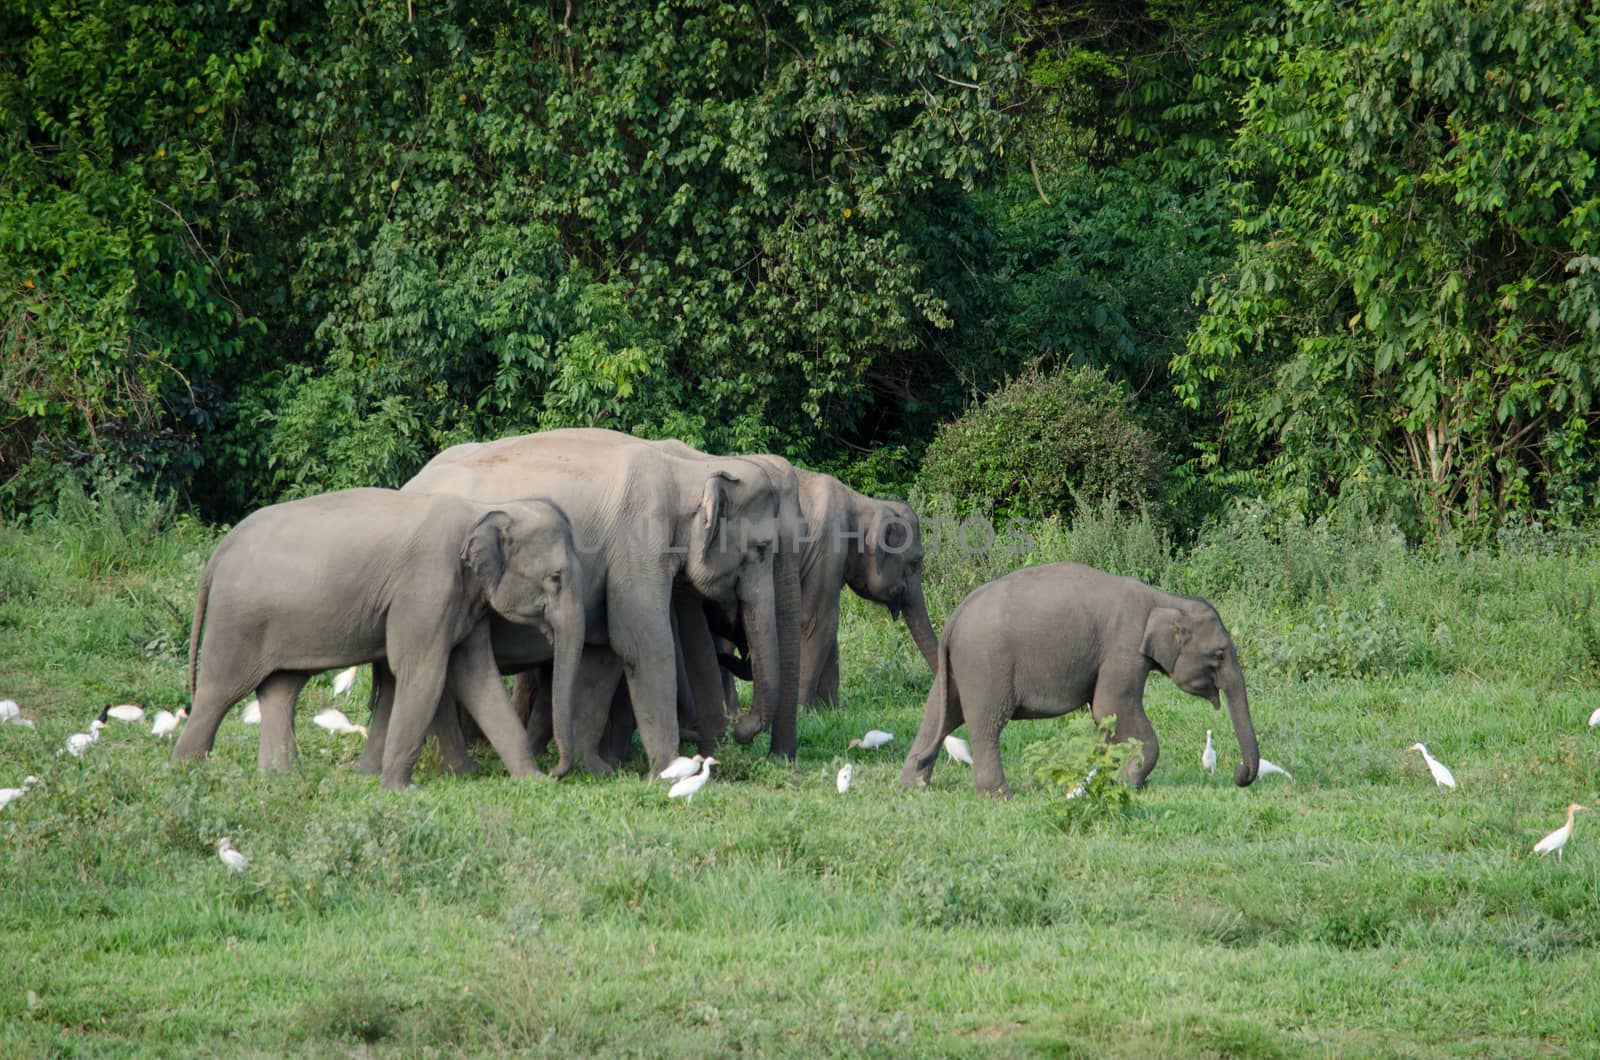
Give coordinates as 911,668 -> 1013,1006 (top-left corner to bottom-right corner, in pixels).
332,666 -> 360,697
0,776 -> 39,810
150,708 -> 187,737
943,734 -> 973,766
1201,730 -> 1217,777
240,699 -> 261,724
836,763 -> 853,793
105,704 -> 146,724
1064,767 -> 1098,800
667,756 -> 717,803
1257,757 -> 1293,781
847,730 -> 894,750
657,755 -> 704,782
312,708 -> 368,737
63,719 -> 106,757
1407,742 -> 1456,790
216,836 -> 249,873
1589,706 -> 1600,727
0,700 -> 35,728
1533,804 -> 1586,862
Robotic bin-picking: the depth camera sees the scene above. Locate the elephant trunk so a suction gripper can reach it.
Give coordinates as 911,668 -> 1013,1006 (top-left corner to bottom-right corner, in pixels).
900,578 -> 939,674
548,589 -> 586,778
731,576 -> 781,746
1221,653 -> 1258,787
767,548 -> 803,758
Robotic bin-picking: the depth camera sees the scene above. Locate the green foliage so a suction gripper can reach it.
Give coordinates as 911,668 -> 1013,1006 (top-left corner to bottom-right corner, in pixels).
0,0 -> 276,509
918,361 -> 1166,520
1021,714 -> 1141,831
1179,0 -> 1600,535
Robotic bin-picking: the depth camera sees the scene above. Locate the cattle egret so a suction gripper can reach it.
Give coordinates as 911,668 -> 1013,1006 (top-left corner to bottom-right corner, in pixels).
667,756 -> 717,803
63,719 -> 106,757
216,837 -> 249,873
332,666 -> 359,697
0,700 -> 35,728
848,730 -> 894,750
836,763 -> 853,793
657,755 -> 704,782
312,708 -> 368,737
1201,730 -> 1217,777
1064,767 -> 1098,800
1257,757 -> 1293,781
1533,804 -> 1586,862
240,699 -> 261,724
150,708 -> 187,737
1408,742 -> 1456,789
1589,706 -> 1600,727
943,734 -> 973,766
0,776 -> 39,810
105,704 -> 145,723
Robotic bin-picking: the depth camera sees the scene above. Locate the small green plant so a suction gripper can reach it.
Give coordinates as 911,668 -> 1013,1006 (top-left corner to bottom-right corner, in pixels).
1021,715 -> 1142,831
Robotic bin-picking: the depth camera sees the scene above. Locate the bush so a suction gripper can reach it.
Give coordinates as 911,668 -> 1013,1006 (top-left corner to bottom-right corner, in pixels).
918,362 -> 1166,521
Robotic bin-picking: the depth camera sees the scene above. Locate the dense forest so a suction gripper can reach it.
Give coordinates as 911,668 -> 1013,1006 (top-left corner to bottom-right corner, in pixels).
3,0 -> 1597,537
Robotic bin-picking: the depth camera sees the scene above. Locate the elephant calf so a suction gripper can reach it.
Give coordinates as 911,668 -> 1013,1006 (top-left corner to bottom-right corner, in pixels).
173,488 -> 584,790
900,562 -> 1259,796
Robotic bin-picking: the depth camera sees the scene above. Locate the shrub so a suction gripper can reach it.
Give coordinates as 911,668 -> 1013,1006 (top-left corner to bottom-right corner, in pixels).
918,362 -> 1165,522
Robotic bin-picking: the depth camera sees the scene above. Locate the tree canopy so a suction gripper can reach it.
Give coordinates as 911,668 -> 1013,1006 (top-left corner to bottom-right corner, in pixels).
3,0 -> 1597,536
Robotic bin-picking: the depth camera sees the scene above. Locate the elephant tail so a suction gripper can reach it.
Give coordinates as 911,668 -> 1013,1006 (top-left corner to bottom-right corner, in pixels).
187,552 -> 217,698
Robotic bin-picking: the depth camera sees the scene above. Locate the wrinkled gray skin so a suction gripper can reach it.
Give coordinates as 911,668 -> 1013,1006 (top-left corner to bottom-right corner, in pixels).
793,469 -> 938,707
397,429 -> 795,777
173,489 -> 581,791
900,562 -> 1259,796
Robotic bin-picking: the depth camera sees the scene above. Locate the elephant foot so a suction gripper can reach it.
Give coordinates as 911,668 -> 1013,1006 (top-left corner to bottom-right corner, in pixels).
582,754 -> 615,776
356,753 -> 383,775
731,711 -> 765,744
378,776 -> 416,793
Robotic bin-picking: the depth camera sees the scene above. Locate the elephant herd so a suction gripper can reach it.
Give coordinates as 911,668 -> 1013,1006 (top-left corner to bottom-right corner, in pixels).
175,427 -> 1261,795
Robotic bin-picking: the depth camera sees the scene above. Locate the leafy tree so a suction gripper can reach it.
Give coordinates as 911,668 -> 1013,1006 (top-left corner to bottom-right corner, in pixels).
0,0 -> 276,509
1178,0 -> 1600,533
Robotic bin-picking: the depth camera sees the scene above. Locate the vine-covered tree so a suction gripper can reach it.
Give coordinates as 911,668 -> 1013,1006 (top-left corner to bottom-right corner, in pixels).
1178,0 -> 1600,532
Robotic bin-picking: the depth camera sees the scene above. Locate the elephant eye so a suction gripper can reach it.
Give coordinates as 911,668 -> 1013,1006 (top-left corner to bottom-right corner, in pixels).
546,572 -> 562,589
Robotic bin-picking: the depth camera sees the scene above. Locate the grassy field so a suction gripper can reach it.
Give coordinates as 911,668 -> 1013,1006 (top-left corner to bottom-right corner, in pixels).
3,481 -> 1600,1056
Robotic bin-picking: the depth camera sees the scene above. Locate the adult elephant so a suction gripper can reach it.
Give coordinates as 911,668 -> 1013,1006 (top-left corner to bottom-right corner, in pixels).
900,562 -> 1259,796
792,468 -> 938,707
400,429 -> 799,776
173,489 -> 582,791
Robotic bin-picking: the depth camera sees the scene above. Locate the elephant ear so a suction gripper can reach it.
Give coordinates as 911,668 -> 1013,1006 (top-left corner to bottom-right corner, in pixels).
876,509 -> 910,557
1140,606 -> 1189,675
699,470 -> 736,548
461,510 -> 512,592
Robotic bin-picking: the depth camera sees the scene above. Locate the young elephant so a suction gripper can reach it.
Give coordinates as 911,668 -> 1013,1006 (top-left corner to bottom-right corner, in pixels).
173,488 -> 583,791
900,562 -> 1259,795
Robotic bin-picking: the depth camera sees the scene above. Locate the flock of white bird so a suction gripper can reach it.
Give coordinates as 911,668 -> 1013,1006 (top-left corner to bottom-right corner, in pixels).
4,682 -> 1598,869
0,665 -> 368,873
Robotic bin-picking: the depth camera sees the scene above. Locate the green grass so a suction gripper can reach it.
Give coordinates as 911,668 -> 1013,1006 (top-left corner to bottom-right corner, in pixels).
3,485 -> 1600,1055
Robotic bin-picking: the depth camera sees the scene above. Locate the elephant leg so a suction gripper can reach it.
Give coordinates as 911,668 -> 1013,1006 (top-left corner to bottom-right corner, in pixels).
174,665 -> 259,761
510,668 -> 536,729
601,681 -> 636,766
358,662 -> 396,775
614,615 -> 680,776
799,602 -> 841,709
572,649 -> 623,776
429,690 -> 481,776
1091,676 -> 1159,786
379,634 -> 456,791
674,592 -> 725,756
451,624 -> 540,780
720,667 -> 739,724
900,674 -> 963,790
255,671 -> 310,773
816,638 -> 841,710
522,667 -> 554,759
